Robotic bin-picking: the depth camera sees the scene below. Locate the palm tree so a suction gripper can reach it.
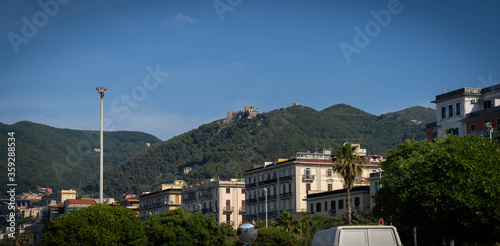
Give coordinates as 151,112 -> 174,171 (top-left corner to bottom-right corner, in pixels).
274,210 -> 302,239
332,142 -> 364,224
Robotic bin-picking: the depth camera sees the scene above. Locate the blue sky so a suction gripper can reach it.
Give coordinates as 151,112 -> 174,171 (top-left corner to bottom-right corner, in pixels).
1,0 -> 499,140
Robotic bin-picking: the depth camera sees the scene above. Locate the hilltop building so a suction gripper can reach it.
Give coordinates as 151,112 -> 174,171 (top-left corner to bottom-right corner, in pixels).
421,83 -> 500,141
223,106 -> 259,123
243,145 -> 382,222
181,179 -> 246,229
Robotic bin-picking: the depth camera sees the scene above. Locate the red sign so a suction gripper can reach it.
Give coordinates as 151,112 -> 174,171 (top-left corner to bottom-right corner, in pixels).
379,218 -> 384,225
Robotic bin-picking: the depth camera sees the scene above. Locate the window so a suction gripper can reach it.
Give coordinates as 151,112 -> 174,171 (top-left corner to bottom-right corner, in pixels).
316,202 -> 321,212
226,188 -> 230,194
328,184 -> 333,191
441,107 -> 446,119
242,189 -> 245,194
456,103 -> 461,115
497,119 -> 500,131
375,182 -> 379,192
226,214 -> 231,223
304,168 -> 311,176
326,168 -> 332,177
331,201 -> 336,210
339,200 -> 344,209
484,100 -> 492,109
354,197 -> 360,208
306,183 -> 311,191
325,201 -> 328,211
310,203 -> 314,214
449,105 -> 453,117
470,124 -> 476,135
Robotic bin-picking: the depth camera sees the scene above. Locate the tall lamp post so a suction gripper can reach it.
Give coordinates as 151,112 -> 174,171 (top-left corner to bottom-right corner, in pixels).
263,187 -> 268,228
96,87 -> 106,204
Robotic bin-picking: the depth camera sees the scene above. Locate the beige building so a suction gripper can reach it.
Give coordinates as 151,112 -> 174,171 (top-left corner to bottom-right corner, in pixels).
244,147 -> 381,222
57,189 -> 77,204
304,186 -> 371,218
182,179 -> 246,229
138,182 -> 183,220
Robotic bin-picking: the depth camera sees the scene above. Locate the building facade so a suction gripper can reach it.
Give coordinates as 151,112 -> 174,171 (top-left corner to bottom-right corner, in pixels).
138,184 -> 183,220
422,83 -> 500,141
181,179 -> 246,229
304,186 -> 371,218
57,189 -> 77,204
243,148 -> 381,222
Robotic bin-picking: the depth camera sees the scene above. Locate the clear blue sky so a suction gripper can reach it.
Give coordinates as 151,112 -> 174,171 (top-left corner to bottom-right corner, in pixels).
1,0 -> 499,140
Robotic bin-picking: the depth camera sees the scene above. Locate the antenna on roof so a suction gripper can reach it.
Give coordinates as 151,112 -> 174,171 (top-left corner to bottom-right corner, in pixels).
444,87 -> 447,93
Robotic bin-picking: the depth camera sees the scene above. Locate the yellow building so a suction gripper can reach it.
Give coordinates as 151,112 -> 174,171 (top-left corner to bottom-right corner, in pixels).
182,179 -> 246,229
138,185 -> 182,220
57,189 -> 77,204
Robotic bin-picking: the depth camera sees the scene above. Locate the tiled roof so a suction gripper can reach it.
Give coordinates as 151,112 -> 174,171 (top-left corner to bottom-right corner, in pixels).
66,199 -> 96,205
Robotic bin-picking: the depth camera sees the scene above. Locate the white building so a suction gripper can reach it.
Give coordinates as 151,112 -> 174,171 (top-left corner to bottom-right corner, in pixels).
244,147 -> 381,222
422,83 -> 500,141
181,179 -> 246,229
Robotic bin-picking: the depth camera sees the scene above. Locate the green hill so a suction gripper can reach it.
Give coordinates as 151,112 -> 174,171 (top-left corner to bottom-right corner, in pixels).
0,121 -> 161,197
88,104 -> 435,198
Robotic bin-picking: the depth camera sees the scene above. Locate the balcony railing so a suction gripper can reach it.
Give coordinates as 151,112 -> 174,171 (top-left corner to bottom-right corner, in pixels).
263,178 -> 277,184
223,206 -> 234,213
245,183 -> 257,188
268,194 -> 277,200
246,214 -> 257,220
246,198 -> 257,204
239,207 -> 246,214
200,193 -> 213,199
279,192 -> 293,198
279,175 -> 293,182
183,196 -> 197,202
302,174 -> 315,182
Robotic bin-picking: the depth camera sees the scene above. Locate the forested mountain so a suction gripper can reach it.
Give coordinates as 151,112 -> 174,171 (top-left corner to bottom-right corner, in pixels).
0,121 -> 161,197
84,104 -> 435,198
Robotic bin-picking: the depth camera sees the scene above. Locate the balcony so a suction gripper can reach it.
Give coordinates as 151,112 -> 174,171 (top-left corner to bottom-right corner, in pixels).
239,207 -> 246,214
246,214 -> 257,220
279,192 -> 293,198
268,194 -> 277,200
279,175 -> 293,182
263,178 -> 277,185
302,174 -> 315,182
183,196 -> 197,202
200,193 -> 213,200
223,206 -> 234,213
246,198 -> 257,204
201,208 -> 214,214
245,183 -> 256,188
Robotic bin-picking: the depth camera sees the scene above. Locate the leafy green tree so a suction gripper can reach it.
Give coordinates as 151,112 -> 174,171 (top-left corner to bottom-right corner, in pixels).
332,142 -> 364,224
41,204 -> 146,246
375,136 -> 500,245
250,227 -> 295,246
143,208 -> 225,246
273,210 -> 302,239
297,214 -> 341,246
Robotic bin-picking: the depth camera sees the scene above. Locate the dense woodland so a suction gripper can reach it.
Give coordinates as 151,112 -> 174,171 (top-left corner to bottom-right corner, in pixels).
0,122 -> 160,198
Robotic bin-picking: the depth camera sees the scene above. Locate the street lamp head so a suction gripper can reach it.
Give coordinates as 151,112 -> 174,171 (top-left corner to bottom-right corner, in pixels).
96,87 -> 107,98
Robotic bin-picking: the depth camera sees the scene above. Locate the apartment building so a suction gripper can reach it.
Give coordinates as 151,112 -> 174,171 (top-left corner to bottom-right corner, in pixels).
304,186 -> 371,219
244,146 -> 381,222
138,181 -> 184,220
181,179 -> 245,229
422,83 -> 500,141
